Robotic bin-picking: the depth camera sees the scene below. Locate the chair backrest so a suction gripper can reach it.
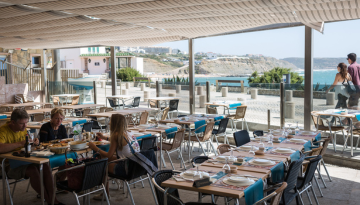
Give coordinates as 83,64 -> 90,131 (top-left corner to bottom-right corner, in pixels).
233,130 -> 250,147
299,155 -> 322,188
169,99 -> 179,111
140,136 -> 157,151
311,113 -> 324,127
309,146 -> 323,156
33,114 -> 44,122
99,107 -> 107,113
53,96 -> 60,105
194,120 -> 206,134
82,122 -> 93,132
319,137 -> 331,156
24,106 -> 34,110
234,105 -> 247,119
201,122 -> 215,141
132,97 -> 141,107
270,182 -> 288,205
105,108 -> 113,112
108,98 -> 116,107
191,156 -> 209,167
253,130 -> 264,137
161,107 -> 170,121
71,96 -> 80,105
82,108 -> 92,117
149,100 -> 157,108
139,111 -> 148,124
80,158 -> 108,191
217,144 -> 231,154
91,120 -> 102,130
152,170 -> 182,205
170,130 -> 185,150
282,154 -> 305,203
44,104 -> 53,108
217,118 -> 229,134
207,106 -> 217,114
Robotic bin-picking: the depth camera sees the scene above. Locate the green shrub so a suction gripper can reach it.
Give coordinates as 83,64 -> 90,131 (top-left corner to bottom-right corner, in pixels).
116,67 -> 143,81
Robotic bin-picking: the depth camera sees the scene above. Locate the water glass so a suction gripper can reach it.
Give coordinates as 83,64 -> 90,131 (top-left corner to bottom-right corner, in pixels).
287,124 -> 292,135
194,165 -> 201,180
222,158 -> 231,173
295,122 -> 300,136
267,130 -> 273,146
249,145 -> 255,155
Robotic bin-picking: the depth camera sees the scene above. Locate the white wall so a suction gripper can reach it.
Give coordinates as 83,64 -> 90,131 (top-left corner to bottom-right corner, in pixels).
80,47 -> 106,54
131,57 -> 143,74
60,48 -> 82,73
87,56 -> 107,75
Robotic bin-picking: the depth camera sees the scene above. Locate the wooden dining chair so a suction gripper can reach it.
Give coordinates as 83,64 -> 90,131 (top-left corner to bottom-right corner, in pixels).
227,105 -> 248,132
99,107 -> 107,113
52,96 -> 60,105
161,107 -> 170,121
207,106 -> 218,114
186,122 -> 216,156
139,111 -> 148,125
33,114 -> 44,122
70,96 -> 80,105
254,182 -> 288,205
217,144 -> 231,155
159,130 -> 186,170
82,108 -> 92,117
24,106 -> 34,110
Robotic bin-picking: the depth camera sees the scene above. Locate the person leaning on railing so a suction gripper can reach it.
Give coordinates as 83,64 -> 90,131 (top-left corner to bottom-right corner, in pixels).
0,109 -> 65,205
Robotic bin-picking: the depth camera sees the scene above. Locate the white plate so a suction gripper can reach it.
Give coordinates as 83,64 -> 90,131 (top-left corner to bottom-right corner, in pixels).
237,146 -> 258,151
223,178 -> 255,186
274,148 -> 295,153
228,176 -> 249,183
180,171 -> 209,180
250,160 -> 275,166
133,133 -> 144,137
253,159 -> 272,164
290,138 -> 308,143
215,156 -> 236,162
138,124 -> 151,128
32,151 -> 54,157
71,145 -> 89,151
157,125 -> 171,129
299,131 -> 317,135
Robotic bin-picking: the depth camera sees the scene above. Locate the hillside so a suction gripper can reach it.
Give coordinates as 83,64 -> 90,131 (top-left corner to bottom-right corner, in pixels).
195,56 -> 299,76
282,57 -> 345,70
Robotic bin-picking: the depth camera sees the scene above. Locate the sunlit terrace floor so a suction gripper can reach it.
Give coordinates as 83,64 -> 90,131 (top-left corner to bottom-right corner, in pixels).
1,140 -> 360,205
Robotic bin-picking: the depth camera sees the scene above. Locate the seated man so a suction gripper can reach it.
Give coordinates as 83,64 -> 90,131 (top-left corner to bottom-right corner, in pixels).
0,109 -> 65,205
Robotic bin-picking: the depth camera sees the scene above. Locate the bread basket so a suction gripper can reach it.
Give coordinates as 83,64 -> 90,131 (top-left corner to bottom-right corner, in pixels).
49,144 -> 69,154
69,141 -> 87,150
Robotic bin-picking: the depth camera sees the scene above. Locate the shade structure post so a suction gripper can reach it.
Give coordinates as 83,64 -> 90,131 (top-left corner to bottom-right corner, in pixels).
280,82 -> 285,128
189,38 -> 195,114
304,26 -> 313,130
206,81 -> 210,103
93,81 -> 97,104
42,49 -> 47,102
53,49 -> 61,94
111,46 -> 117,95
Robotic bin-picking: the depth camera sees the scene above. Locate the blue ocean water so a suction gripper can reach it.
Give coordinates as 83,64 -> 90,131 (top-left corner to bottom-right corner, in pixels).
194,69 -> 338,86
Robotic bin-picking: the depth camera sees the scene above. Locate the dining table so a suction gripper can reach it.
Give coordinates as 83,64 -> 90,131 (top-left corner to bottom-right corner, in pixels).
59,104 -> 104,116
205,101 -> 243,114
106,95 -> 134,109
0,102 -> 51,111
160,129 -> 322,205
147,97 -> 179,108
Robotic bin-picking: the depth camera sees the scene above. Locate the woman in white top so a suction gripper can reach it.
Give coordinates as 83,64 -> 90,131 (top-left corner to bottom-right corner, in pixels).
326,62 -> 352,109
88,114 -> 140,200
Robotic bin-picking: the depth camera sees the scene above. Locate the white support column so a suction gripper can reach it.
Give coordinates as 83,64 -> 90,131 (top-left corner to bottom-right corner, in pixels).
42,49 -> 48,102
304,26 -> 313,130
189,38 -> 195,114
111,46 -> 117,95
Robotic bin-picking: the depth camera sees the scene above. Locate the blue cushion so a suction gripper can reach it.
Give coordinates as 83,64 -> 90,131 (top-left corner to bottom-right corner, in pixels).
194,120 -> 206,133
0,115 -> 7,119
270,162 -> 285,183
214,116 -> 224,126
72,119 -> 87,126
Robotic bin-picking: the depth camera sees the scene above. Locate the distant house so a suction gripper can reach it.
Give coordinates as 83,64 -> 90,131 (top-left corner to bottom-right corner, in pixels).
206,52 -> 217,59
60,47 -> 143,76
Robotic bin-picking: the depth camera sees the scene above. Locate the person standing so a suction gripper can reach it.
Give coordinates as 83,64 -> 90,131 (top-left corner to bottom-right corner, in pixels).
326,63 -> 352,108
347,53 -> 360,107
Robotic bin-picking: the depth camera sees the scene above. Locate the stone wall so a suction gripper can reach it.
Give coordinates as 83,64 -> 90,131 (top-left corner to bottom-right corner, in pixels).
0,76 -> 30,103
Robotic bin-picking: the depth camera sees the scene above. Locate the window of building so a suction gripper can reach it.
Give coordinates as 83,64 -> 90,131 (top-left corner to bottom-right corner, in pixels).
94,62 -> 100,66
32,56 -> 40,65
92,47 -> 95,53
97,47 -> 99,53
88,47 -> 91,53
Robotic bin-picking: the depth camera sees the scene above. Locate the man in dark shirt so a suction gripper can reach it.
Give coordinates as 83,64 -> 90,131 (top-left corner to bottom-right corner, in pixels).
347,53 -> 360,107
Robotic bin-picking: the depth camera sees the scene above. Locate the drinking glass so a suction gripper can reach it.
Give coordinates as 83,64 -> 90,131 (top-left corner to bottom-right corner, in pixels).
287,124 -> 292,135
295,122 -> 300,136
194,165 -> 201,180
248,145 -> 255,155
282,127 -> 288,137
267,129 -> 273,145
259,135 -> 264,147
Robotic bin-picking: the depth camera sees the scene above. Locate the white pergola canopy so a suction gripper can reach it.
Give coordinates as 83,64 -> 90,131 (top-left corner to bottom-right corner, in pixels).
0,0 -> 358,49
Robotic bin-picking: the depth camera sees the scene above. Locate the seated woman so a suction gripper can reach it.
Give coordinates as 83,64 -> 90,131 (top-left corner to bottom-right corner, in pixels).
88,114 -> 146,200
39,108 -> 68,142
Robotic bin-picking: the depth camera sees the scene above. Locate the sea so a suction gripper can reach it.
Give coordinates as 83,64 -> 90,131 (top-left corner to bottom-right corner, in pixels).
194,69 -> 338,86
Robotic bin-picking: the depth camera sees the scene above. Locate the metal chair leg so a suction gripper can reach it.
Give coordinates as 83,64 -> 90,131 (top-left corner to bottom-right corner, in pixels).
11,182 -> 16,198
147,174 -> 158,205
72,192 -> 81,205
333,132 -> 337,152
26,180 -> 31,192
198,141 -> 207,156
305,188 -> 313,205
313,177 -> 323,197
321,159 -> 332,182
102,184 -> 111,205
178,149 -> 187,170
139,176 -> 145,188
310,183 -> 320,205
166,151 -> 175,170
317,167 -> 327,188
161,151 -> 167,168
125,181 -> 136,205
83,190 -> 86,205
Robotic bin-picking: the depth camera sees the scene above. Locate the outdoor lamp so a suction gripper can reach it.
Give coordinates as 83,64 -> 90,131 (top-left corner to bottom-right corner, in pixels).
103,58 -> 106,63
88,59 -> 91,63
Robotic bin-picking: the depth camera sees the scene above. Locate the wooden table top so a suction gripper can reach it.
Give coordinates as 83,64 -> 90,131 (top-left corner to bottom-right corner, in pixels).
106,95 -> 134,99
59,104 -> 104,110
128,126 -> 179,134
161,165 -> 268,199
27,118 -> 88,129
0,152 -> 49,164
52,94 -> 80,97
86,108 -> 157,118
0,102 -> 49,108
205,101 -> 243,107
147,97 -> 179,101
3,108 -> 53,115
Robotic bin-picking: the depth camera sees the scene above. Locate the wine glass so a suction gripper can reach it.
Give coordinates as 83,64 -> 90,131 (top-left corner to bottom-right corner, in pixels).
282,127 -> 288,137
267,129 -> 273,146
249,145 -> 255,155
287,124 -> 292,135
295,121 -> 300,136
222,158 -> 231,173
194,165 -> 201,180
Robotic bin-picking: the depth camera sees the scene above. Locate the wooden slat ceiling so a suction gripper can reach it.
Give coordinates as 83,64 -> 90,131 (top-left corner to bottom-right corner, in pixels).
0,0 -> 359,49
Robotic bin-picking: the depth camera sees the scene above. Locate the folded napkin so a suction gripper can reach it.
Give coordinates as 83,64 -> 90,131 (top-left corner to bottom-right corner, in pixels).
303,140 -> 312,151
214,116 -> 224,125
270,161 -> 285,183
229,103 -> 242,110
233,157 -> 253,166
244,178 -> 264,205
290,151 -> 301,162
278,137 -> 287,142
165,127 -> 178,139
0,115 -> 7,119
209,171 -> 227,183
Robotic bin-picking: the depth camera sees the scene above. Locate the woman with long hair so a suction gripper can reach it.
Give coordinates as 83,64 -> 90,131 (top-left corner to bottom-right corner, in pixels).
326,62 -> 352,109
88,114 -> 140,200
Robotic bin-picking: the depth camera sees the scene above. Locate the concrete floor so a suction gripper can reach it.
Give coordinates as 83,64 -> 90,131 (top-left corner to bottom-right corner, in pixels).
2,140 -> 360,205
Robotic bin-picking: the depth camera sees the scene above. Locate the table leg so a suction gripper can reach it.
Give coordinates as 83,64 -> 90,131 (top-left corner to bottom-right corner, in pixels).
122,99 -> 125,109
160,132 -> 163,170
163,187 -> 169,205
40,164 -> 44,205
351,118 -> 354,157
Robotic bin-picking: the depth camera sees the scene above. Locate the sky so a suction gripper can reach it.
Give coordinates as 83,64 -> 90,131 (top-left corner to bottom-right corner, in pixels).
155,19 -> 360,59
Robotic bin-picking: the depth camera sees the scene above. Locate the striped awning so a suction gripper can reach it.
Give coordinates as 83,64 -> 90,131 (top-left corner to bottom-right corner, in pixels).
0,0 -> 359,49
